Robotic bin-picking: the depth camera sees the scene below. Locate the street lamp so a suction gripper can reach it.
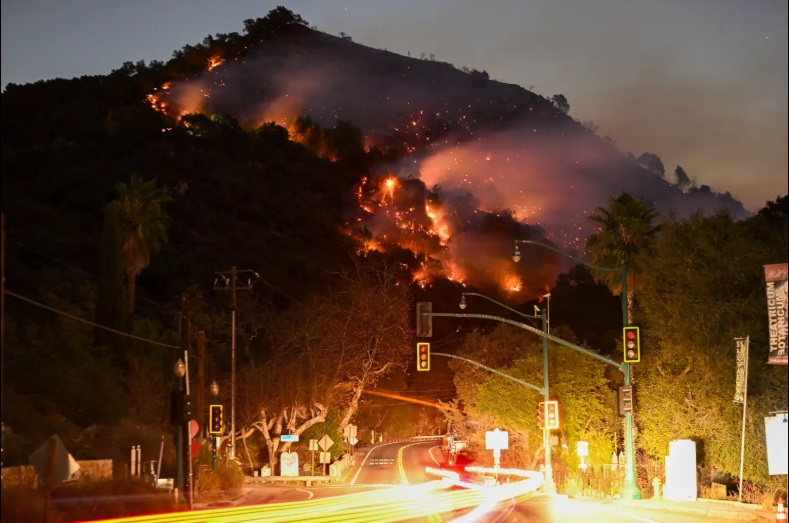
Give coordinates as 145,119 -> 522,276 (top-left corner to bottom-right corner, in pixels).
173,359 -> 186,503
513,239 -> 641,500
459,292 -> 556,495
210,380 -> 219,472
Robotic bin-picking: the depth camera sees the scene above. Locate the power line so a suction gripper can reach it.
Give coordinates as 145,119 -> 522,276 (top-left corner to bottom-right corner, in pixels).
5,289 -> 179,349
5,234 -> 169,313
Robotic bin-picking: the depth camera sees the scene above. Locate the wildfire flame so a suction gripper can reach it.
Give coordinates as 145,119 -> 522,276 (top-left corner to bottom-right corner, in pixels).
144,54 -> 558,298
207,56 -> 224,71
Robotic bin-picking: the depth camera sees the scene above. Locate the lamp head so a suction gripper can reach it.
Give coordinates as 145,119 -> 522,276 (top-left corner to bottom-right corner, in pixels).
173,359 -> 186,378
210,380 -> 219,396
543,293 -> 551,299
459,295 -> 467,310
512,245 -> 522,263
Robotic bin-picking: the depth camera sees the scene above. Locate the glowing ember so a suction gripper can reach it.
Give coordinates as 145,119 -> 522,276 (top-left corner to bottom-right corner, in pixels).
207,56 -> 225,71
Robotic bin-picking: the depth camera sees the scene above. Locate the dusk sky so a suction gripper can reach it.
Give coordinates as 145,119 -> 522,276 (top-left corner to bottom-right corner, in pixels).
2,0 -> 786,212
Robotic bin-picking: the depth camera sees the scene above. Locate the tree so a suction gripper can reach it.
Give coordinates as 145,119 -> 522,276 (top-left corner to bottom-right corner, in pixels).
674,165 -> 691,189
584,192 -> 660,319
635,210 -> 786,485
551,94 -> 570,114
636,152 -> 665,179
448,324 -> 616,470
108,175 -> 170,314
95,201 -> 129,348
236,256 -> 412,469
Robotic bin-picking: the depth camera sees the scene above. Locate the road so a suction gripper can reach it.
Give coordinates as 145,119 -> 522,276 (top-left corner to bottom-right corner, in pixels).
231,439 -> 743,522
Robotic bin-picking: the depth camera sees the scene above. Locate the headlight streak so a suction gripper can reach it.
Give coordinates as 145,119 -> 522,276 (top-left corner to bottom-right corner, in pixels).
78,469 -> 543,523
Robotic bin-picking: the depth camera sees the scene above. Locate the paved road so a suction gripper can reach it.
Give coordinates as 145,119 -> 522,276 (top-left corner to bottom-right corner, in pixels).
225,440 -> 777,522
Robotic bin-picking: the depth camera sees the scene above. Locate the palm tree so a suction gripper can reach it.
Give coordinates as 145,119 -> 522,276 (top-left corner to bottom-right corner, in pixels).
584,192 -> 660,319
109,174 -> 171,314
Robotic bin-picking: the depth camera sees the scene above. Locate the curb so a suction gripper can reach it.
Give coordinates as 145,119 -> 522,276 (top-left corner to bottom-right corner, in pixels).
615,499 -> 775,521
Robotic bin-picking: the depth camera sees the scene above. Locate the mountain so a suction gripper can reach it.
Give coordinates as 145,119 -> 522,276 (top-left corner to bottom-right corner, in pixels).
1,7 -> 751,303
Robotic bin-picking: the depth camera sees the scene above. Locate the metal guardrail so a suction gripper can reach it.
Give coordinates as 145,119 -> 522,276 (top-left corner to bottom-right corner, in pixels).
245,475 -> 334,487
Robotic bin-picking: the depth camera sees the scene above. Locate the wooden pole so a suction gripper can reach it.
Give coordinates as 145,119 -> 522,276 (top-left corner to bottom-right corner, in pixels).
197,330 -> 205,438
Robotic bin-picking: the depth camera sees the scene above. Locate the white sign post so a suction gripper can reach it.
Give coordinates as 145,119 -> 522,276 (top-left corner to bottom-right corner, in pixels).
577,441 -> 589,470
309,439 -> 318,476
318,435 -> 334,475
485,429 -> 509,469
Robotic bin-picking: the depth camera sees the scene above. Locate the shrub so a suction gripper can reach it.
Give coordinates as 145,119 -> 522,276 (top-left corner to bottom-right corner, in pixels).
1,486 -> 63,523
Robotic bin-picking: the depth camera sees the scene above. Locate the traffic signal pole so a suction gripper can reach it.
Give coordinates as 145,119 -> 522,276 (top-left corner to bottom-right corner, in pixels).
540,309 -> 555,494
513,239 -> 641,500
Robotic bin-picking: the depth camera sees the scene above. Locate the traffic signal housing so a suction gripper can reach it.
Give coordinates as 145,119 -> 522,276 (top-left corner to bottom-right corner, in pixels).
183,394 -> 193,421
618,386 -> 634,416
537,402 -> 545,428
416,302 -> 433,337
545,400 -> 560,430
210,405 -> 223,434
623,326 -> 641,362
417,342 -> 430,371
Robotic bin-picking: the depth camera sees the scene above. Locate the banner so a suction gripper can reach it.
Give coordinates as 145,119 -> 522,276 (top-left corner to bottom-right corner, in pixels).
733,338 -> 747,403
764,263 -> 788,365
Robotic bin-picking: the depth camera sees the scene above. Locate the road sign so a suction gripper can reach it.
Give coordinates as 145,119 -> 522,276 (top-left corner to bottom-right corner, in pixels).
485,428 -> 509,450
309,439 -> 318,451
349,436 -> 358,446
281,434 -> 299,442
319,452 -> 331,464
318,435 -> 334,451
189,419 -> 199,439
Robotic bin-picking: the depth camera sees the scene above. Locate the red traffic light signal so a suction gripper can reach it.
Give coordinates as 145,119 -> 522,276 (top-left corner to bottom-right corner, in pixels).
210,404 -> 223,434
417,342 -> 430,371
545,400 -> 560,430
623,326 -> 641,363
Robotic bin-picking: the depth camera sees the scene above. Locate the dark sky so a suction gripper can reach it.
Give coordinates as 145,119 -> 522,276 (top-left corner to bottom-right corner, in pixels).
2,0 -> 786,211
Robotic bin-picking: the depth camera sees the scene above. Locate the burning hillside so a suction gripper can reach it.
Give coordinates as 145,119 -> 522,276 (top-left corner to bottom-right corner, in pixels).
145,16 -> 750,297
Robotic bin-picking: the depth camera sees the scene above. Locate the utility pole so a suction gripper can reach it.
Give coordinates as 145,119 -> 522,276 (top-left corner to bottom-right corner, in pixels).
197,331 -> 206,438
213,266 -> 257,459
1,213 -> 5,468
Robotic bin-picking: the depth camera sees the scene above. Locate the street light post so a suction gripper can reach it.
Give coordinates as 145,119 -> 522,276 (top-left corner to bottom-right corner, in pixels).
173,359 -> 186,504
513,239 -> 641,500
210,380 -> 219,472
460,292 -> 556,494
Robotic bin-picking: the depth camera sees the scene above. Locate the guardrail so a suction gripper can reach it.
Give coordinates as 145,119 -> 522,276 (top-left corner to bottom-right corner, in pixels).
245,475 -> 334,487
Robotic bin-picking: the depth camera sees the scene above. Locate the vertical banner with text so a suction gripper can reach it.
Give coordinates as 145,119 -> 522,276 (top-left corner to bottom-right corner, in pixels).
733,338 -> 747,403
764,263 -> 788,365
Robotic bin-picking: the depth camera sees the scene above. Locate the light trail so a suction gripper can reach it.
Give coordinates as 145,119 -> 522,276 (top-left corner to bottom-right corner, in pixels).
78,469 -> 543,523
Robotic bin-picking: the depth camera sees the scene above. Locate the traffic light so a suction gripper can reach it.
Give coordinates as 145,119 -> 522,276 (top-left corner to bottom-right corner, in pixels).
545,400 -> 559,430
417,342 -> 430,371
623,326 -> 641,362
537,402 -> 545,428
210,405 -> 223,434
416,302 -> 433,337
183,394 -> 193,422
618,385 -> 634,416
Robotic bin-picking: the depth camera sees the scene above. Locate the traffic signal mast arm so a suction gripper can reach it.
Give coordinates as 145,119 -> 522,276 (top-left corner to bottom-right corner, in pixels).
427,311 -> 626,374
433,351 -> 543,394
